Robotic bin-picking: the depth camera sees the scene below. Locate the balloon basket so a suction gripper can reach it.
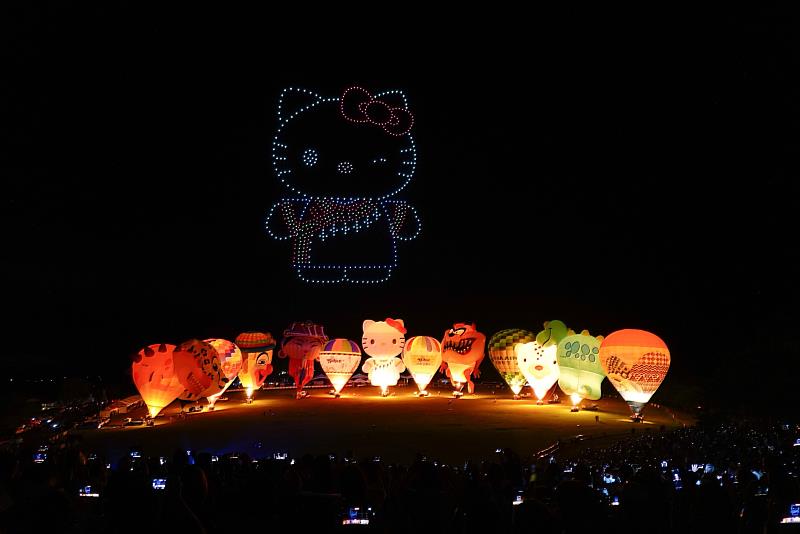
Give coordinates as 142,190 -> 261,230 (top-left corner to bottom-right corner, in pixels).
536,400 -> 544,405
570,406 -> 580,413
417,390 -> 429,398
334,393 -> 341,399
246,398 -> 253,405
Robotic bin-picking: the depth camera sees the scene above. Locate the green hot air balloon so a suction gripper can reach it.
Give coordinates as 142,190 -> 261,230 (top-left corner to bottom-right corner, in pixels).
557,330 -> 606,404
488,329 -> 536,398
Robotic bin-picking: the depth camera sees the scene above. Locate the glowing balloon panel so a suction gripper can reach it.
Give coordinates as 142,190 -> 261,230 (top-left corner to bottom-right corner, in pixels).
204,338 -> 243,405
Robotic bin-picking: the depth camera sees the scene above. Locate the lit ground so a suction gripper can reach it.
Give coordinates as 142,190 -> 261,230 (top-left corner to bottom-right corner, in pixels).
78,386 -> 692,465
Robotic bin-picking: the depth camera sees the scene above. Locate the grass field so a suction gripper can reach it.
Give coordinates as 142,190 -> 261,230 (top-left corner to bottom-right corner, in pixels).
78,386 -> 691,465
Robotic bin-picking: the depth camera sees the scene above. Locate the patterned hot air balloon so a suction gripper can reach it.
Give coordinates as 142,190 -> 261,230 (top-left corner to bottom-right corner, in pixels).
131,343 -> 185,419
488,329 -> 536,398
175,339 -> 225,406
204,338 -> 243,410
599,329 -> 670,421
402,336 -> 442,396
319,338 -> 362,397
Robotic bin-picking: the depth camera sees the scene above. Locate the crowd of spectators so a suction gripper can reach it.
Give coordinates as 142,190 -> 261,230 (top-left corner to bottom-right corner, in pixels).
0,417 -> 797,533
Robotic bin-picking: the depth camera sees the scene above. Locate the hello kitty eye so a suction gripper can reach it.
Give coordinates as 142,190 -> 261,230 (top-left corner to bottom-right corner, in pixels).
392,339 -> 396,344
302,148 -> 318,167
370,339 -> 375,344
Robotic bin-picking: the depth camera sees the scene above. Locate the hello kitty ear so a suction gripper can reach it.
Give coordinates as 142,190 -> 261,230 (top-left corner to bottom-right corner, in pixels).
363,319 -> 376,332
277,87 -> 323,126
514,344 -> 522,356
374,89 -> 411,110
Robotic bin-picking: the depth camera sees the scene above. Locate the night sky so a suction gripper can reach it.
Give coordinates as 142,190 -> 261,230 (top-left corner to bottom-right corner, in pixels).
3,6 -> 798,409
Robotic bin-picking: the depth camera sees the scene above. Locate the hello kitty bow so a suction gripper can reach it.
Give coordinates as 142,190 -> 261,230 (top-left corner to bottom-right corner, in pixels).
340,87 -> 414,136
385,318 -> 407,334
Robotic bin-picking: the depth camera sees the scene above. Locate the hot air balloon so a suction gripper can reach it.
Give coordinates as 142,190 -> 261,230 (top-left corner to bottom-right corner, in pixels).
131,343 -> 185,419
440,323 -> 486,396
488,329 -> 536,398
204,338 -> 243,410
318,338 -> 362,397
280,321 -> 328,399
235,332 -> 276,403
515,341 -> 560,404
557,330 -> 606,410
361,318 -> 407,397
175,339 -> 225,407
402,336 -> 442,396
599,329 -> 670,422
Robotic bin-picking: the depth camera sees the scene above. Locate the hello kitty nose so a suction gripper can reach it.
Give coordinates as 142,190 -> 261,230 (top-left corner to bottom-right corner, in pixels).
337,161 -> 354,174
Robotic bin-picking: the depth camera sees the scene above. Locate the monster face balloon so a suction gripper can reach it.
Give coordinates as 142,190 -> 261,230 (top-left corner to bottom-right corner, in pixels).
132,343 -> 185,418
599,329 -> 670,421
280,321 -> 328,399
402,336 -> 442,396
319,338 -> 362,396
235,332 -> 276,402
515,341 -> 559,403
440,323 -> 486,396
175,339 -> 225,403
204,338 -> 243,409
488,329 -> 536,397
361,318 -> 407,396
557,330 -> 606,402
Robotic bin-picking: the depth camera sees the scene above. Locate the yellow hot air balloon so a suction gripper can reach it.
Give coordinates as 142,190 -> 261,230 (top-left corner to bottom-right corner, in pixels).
598,329 -> 671,421
488,329 -> 536,398
204,338 -> 243,410
402,336 -> 442,396
319,339 -> 362,397
131,343 -> 185,419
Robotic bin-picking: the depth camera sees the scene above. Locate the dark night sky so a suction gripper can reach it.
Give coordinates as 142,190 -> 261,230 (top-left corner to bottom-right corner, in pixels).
2,6 -> 798,406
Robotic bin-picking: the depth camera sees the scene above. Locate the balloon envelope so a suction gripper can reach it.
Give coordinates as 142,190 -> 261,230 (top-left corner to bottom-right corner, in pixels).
557,331 -> 606,401
131,343 -> 184,418
515,341 -> 560,401
204,338 -> 243,406
402,336 -> 442,392
488,329 -> 536,395
319,338 -> 362,394
175,339 -> 225,401
598,329 -> 670,417
235,332 -> 276,399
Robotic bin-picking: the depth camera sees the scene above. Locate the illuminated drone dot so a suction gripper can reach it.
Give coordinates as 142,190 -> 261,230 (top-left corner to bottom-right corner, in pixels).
302,148 -> 318,167
337,161 -> 354,174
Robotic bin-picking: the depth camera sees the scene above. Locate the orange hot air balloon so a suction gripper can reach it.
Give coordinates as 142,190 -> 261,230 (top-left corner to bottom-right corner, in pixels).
204,338 -> 243,410
131,343 -> 185,418
175,339 -> 225,403
598,329 -> 671,421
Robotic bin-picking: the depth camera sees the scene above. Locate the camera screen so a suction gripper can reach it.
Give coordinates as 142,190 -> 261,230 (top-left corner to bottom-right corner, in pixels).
79,485 -> 99,497
152,478 -> 166,490
342,506 -> 373,526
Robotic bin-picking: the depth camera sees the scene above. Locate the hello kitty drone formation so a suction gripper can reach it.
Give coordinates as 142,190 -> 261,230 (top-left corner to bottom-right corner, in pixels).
266,86 -> 420,284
